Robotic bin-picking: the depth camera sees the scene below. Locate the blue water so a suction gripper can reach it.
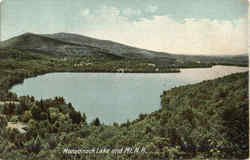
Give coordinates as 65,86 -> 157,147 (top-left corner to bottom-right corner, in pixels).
10,65 -> 248,124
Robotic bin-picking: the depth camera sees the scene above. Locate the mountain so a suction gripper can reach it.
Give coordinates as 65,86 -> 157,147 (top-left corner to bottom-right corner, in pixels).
44,33 -> 170,58
0,32 -> 172,59
0,32 -> 248,66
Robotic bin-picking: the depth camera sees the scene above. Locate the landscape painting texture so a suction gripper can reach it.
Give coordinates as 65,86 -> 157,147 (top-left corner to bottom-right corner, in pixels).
0,0 -> 249,159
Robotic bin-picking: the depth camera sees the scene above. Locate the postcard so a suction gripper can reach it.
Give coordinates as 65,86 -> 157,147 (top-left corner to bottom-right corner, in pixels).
0,0 -> 248,159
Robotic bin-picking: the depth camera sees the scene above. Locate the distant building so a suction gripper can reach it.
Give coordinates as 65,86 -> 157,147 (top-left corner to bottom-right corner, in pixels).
73,64 -> 83,67
74,62 -> 92,68
147,63 -> 156,67
81,62 -> 92,66
0,101 -> 20,105
155,68 -> 159,72
117,68 -> 125,73
62,57 -> 68,61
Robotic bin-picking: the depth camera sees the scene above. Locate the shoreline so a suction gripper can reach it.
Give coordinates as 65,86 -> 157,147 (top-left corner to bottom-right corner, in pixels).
7,64 -> 249,95
1,63 -> 247,101
6,65 -> 248,125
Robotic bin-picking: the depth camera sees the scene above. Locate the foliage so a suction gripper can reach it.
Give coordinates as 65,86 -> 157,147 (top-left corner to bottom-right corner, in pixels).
91,117 -> 101,126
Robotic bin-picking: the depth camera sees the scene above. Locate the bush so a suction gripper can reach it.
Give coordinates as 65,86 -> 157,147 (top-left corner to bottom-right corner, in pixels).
57,113 -> 66,121
10,116 -> 18,122
79,128 -> 91,138
28,119 -> 38,130
40,112 -> 48,120
21,110 -> 32,122
48,136 -> 58,149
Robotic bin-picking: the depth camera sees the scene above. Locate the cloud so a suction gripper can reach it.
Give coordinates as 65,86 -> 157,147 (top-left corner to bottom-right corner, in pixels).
241,0 -> 249,3
146,5 -> 158,13
122,8 -> 141,16
81,8 -> 90,17
78,6 -> 247,55
97,6 -> 121,17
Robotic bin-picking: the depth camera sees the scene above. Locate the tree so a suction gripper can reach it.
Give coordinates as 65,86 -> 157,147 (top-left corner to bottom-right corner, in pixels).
48,107 -> 59,123
27,136 -> 41,154
30,104 -> 42,120
10,116 -> 18,122
30,96 -> 35,102
68,103 -> 73,109
2,103 -> 16,115
0,115 -> 8,136
82,113 -> 87,123
91,117 -> 101,126
69,110 -> 83,124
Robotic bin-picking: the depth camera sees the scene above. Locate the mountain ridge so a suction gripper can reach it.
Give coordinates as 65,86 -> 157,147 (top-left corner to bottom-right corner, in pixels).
43,32 -> 173,57
0,32 -> 172,59
0,32 -> 248,67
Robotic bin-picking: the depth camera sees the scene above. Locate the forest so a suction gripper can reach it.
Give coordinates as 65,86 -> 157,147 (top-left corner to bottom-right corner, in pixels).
0,48 -> 248,159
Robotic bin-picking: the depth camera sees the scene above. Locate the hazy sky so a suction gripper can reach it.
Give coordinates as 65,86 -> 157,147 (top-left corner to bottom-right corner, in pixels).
0,0 -> 248,55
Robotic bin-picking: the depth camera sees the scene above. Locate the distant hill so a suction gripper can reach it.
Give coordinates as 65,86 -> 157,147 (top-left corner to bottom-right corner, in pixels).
0,32 -> 248,66
44,33 -> 173,58
0,33 -> 119,59
0,33 -> 172,59
170,54 -> 249,66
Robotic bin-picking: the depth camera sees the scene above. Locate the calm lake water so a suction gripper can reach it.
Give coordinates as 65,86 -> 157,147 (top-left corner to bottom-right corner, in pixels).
10,65 -> 248,124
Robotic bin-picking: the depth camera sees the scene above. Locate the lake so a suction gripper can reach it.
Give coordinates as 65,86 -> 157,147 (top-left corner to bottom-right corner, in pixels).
10,65 -> 248,124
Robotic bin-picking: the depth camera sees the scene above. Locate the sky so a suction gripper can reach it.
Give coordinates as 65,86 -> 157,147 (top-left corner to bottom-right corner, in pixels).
0,0 -> 248,55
